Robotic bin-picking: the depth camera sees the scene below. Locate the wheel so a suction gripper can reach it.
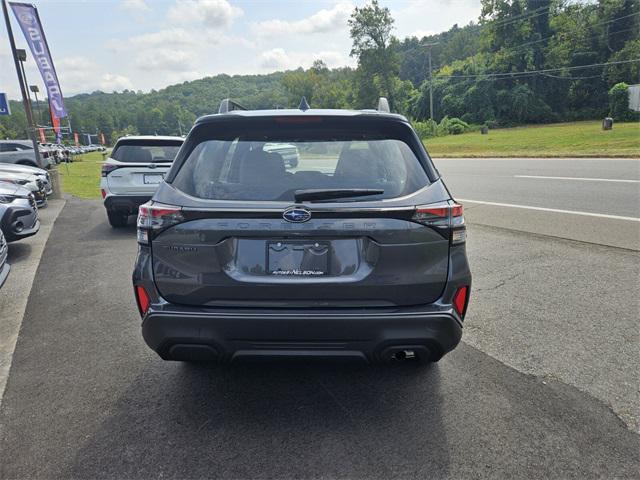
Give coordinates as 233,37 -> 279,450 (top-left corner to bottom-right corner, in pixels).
107,210 -> 128,228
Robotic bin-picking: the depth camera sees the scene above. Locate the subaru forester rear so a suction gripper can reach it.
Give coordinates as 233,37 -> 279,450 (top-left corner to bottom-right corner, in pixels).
133,99 -> 471,365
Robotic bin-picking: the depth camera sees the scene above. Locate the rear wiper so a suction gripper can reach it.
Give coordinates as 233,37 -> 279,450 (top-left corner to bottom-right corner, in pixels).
294,188 -> 384,203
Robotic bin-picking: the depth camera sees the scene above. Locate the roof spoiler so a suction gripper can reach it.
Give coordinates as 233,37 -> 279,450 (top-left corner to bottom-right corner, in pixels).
218,98 -> 248,114
377,97 -> 390,113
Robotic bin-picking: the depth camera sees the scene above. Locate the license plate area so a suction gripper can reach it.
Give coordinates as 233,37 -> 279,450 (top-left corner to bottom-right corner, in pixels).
143,174 -> 164,184
267,241 -> 330,276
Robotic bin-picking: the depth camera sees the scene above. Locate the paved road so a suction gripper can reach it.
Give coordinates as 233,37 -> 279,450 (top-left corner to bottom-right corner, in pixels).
0,198 -> 638,479
435,158 -> 640,250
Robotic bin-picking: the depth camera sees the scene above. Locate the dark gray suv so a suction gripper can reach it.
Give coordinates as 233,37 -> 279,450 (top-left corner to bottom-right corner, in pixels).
133,99 -> 471,365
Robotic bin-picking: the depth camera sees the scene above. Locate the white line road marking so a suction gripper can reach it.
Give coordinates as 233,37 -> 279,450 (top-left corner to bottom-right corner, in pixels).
515,175 -> 640,183
457,199 -> 640,222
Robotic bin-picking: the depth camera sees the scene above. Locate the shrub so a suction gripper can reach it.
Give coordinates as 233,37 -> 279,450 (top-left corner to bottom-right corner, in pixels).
438,116 -> 470,135
412,119 -> 438,139
608,83 -> 636,122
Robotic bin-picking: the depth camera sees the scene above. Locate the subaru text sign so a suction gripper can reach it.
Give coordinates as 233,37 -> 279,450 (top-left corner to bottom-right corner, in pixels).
0,93 -> 10,116
10,2 -> 67,119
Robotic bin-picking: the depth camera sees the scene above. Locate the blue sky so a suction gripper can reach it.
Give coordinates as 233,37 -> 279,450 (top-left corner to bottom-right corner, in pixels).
1,0 -> 481,99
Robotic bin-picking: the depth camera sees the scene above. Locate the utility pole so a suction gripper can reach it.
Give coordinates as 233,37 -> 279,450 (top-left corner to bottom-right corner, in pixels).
421,42 -> 440,121
2,0 -> 42,165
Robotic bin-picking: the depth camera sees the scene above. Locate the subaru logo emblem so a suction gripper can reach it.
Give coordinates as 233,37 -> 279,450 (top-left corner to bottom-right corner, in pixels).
283,207 -> 311,223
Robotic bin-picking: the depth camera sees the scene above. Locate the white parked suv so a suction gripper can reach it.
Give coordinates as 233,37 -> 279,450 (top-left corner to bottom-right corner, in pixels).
100,136 -> 184,227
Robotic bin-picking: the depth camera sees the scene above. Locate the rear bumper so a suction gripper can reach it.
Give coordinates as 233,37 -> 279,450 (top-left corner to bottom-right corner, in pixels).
104,195 -> 151,214
141,305 -> 463,364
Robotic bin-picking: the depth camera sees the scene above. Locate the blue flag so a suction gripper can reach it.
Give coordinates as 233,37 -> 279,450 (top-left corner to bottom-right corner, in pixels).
0,93 -> 10,116
10,2 -> 67,119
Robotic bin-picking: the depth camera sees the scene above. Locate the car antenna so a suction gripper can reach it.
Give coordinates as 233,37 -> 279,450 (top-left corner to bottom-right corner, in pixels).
377,97 -> 390,113
298,96 -> 310,111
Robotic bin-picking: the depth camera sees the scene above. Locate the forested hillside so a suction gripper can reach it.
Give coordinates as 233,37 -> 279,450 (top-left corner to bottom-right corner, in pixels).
1,0 -> 637,142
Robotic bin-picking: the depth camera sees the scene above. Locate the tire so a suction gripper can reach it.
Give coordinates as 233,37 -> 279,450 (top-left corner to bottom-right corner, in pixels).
107,210 -> 128,228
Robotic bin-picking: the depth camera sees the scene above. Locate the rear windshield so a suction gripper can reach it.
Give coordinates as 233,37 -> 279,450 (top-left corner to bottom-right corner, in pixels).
111,140 -> 183,163
171,124 -> 430,202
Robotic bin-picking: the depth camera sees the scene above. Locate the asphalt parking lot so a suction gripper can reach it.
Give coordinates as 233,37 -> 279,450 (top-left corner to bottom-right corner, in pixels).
0,158 -> 638,478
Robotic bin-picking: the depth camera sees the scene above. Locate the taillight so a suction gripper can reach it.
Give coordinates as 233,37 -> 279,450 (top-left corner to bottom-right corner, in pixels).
135,285 -> 150,316
137,202 -> 183,244
101,189 -> 106,199
101,163 -> 119,177
453,286 -> 469,317
412,202 -> 466,244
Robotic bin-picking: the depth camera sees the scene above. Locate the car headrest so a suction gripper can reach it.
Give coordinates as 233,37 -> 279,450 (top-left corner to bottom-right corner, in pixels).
239,149 -> 286,184
133,148 -> 153,163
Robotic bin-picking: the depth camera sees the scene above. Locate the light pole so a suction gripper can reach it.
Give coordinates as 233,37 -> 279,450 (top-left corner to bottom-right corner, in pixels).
16,49 -> 34,113
29,85 -> 42,126
421,42 -> 440,120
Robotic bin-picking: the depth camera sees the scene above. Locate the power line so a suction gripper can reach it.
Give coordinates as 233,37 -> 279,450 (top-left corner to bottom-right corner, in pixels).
503,12 -> 640,52
480,4 -> 552,28
408,4 -> 554,41
436,59 -> 640,80
541,73 -> 604,80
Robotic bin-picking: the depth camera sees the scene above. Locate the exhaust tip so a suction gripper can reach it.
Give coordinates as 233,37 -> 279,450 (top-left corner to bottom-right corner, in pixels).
381,346 -> 430,363
392,350 -> 416,361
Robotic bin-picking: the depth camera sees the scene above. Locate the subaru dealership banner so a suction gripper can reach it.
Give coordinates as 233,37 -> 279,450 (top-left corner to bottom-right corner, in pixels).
0,93 -> 10,116
10,2 -> 67,119
50,104 -> 62,142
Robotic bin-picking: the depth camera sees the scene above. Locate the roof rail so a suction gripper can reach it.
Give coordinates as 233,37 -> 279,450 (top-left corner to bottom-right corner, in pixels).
218,98 -> 247,114
377,97 -> 390,113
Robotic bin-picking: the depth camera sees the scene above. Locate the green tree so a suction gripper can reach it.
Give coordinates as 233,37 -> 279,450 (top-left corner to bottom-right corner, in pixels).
348,0 -> 400,109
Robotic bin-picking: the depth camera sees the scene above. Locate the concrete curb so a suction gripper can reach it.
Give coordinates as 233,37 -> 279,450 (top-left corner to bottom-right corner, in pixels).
0,199 -> 66,406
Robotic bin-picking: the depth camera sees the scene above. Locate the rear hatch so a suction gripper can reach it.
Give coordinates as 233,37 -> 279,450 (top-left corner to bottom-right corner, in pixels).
105,139 -> 183,195
147,115 -> 452,308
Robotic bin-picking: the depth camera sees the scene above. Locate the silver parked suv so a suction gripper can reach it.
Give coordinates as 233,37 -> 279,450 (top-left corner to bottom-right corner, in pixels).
100,136 -> 184,227
0,140 -> 52,169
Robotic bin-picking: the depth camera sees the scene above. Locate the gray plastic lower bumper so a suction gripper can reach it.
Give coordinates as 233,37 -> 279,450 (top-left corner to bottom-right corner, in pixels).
141,305 -> 463,364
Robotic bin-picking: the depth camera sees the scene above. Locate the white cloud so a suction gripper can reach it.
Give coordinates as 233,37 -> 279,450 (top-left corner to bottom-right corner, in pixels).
252,2 -> 353,38
134,48 -> 197,71
393,0 -> 481,39
55,56 -> 133,94
120,0 -> 151,12
259,48 -> 289,69
99,73 -> 134,92
107,28 -> 199,52
258,48 -> 352,71
167,0 -> 243,29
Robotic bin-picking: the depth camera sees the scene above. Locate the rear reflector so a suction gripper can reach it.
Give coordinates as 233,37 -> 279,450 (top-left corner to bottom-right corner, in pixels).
135,285 -> 150,316
453,286 -> 469,317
